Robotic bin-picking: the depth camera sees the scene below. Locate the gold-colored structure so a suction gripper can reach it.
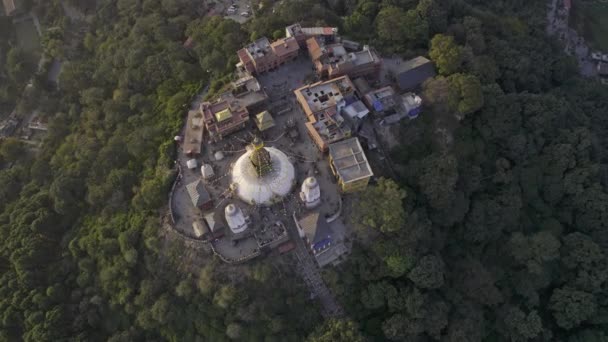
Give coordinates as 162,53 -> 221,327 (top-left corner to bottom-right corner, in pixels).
249,137 -> 273,177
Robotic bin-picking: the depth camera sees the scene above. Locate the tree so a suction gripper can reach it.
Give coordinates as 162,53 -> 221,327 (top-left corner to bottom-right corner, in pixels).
214,285 -> 237,309
251,262 -> 272,283
226,322 -> 243,340
416,0 -> 447,34
361,282 -> 390,310
508,231 -> 561,275
447,73 -> 484,119
453,259 -> 504,306
175,279 -> 194,298
429,34 -> 463,75
0,138 -> 25,162
568,330 -> 608,342
549,287 -> 596,330
344,12 -> 373,41
403,9 -> 429,47
408,255 -> 445,289
376,7 -> 406,46
561,233 -> 603,270
307,319 -> 365,342
6,47 -> 35,85
353,178 -> 407,234
463,16 -> 485,54
417,153 -> 458,210
272,30 -> 283,40
500,306 -> 543,341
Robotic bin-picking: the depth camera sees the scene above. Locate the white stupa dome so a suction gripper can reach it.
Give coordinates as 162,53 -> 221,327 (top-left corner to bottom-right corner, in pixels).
231,146 -> 295,206
225,204 -> 248,234
300,176 -> 321,208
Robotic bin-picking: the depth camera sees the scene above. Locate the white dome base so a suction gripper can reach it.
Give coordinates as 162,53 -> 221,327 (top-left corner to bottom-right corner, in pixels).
231,147 -> 296,206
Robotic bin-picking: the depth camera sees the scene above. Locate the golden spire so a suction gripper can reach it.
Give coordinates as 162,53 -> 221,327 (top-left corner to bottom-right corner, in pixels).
249,136 -> 272,177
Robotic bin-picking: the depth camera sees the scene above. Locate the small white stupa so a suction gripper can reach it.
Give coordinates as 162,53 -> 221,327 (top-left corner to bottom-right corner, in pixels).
225,204 -> 248,234
300,176 -> 321,209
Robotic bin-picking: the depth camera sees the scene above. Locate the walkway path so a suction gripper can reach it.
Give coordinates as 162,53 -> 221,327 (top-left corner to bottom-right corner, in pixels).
546,0 -> 597,77
286,216 -> 344,318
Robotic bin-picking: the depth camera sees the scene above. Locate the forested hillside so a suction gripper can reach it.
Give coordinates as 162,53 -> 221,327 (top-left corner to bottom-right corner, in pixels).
330,0 -> 608,341
0,1 -> 325,341
1,0 -> 607,341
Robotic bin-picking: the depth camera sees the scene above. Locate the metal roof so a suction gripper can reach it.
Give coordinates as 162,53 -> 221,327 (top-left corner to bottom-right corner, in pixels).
186,180 -> 212,208
395,56 -> 436,91
255,111 -> 275,131
215,108 -> 232,122
298,211 -> 331,245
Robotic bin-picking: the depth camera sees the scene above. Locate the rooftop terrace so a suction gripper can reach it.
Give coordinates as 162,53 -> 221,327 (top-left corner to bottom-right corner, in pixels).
245,37 -> 272,59
219,76 -> 268,111
328,137 -> 373,183
294,76 -> 356,114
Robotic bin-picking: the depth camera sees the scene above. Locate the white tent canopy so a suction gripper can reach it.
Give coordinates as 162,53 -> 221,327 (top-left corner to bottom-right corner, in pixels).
201,164 -> 214,179
186,159 -> 198,169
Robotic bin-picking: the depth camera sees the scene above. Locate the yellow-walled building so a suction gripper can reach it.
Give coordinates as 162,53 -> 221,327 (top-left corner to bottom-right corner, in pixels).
328,137 -> 373,193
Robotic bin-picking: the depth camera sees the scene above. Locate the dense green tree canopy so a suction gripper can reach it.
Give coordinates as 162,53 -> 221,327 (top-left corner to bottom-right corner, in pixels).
353,178 -> 407,234
2,0 -> 608,341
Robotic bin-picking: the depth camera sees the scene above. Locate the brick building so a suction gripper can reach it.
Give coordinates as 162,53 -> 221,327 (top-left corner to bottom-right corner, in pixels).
237,36 -> 299,75
285,23 -> 338,48
294,76 -> 359,152
307,37 -> 382,81
200,100 -> 250,142
198,75 -> 269,142
328,137 -> 373,193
